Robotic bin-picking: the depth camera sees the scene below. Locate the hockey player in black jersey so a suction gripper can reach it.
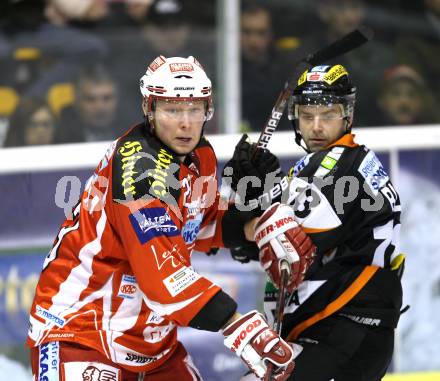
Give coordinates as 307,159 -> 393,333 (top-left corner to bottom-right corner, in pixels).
225,64 -> 404,381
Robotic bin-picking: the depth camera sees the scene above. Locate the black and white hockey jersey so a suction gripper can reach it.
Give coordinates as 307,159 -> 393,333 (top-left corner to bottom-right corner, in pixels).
264,133 -> 403,341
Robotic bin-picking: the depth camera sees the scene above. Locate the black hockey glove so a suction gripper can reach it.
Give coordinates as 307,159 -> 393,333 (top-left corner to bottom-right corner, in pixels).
230,242 -> 259,263
205,247 -> 220,256
222,134 -> 281,201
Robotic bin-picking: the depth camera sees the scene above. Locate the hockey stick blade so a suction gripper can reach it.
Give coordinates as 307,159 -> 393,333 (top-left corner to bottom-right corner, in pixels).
256,26 -> 373,150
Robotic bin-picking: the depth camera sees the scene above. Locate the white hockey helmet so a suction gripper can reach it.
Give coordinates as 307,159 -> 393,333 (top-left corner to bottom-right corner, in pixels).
140,55 -> 214,121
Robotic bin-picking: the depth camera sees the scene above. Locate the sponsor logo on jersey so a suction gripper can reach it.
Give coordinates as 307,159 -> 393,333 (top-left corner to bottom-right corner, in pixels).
63,362 -> 119,381
129,207 -> 179,244
149,148 -> 175,198
169,63 -> 194,72
163,267 -> 201,297
182,213 -> 203,244
120,284 -> 137,294
184,193 -> 204,218
143,324 -> 175,343
321,155 -> 337,170
125,353 -> 157,364
118,141 -> 143,198
117,274 -> 138,299
291,153 -> 312,178
283,280 -> 327,316
358,151 -> 389,195
151,244 -> 183,270
314,147 -> 344,178
36,305 -> 65,328
146,311 -> 164,324
39,341 -> 59,381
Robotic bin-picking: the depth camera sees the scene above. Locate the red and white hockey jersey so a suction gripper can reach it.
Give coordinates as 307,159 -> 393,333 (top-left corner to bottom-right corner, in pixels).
27,124 -> 227,372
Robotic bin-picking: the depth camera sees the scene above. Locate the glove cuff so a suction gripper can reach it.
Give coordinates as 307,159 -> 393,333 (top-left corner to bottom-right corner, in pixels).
222,204 -> 261,247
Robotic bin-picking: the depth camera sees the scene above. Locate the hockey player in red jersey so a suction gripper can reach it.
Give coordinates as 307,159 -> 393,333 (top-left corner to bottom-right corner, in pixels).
27,56 -> 316,380
226,64 -> 404,380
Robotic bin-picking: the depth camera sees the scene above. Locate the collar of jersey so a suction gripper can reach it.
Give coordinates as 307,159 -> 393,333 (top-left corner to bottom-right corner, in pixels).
326,133 -> 358,149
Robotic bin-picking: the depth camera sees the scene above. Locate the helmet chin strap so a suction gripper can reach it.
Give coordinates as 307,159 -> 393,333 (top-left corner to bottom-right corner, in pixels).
344,116 -> 352,132
293,122 -> 312,153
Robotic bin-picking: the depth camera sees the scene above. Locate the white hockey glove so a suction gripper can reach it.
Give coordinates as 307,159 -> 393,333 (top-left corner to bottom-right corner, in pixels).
254,203 -> 316,292
223,310 -> 295,380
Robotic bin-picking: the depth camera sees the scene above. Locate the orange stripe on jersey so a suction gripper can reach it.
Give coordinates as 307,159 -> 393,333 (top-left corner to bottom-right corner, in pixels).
286,265 -> 379,342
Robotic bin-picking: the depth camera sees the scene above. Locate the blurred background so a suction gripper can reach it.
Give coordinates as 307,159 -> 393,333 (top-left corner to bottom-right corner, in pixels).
0,0 -> 439,380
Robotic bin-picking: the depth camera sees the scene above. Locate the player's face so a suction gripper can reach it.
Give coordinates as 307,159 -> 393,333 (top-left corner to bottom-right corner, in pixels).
298,104 -> 346,152
153,99 -> 206,157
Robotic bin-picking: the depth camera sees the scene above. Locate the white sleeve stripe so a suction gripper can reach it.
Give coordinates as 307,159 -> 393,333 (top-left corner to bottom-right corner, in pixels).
50,207 -> 108,317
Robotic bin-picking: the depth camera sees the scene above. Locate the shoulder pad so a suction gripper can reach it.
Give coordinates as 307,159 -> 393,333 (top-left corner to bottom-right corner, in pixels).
112,126 -> 181,204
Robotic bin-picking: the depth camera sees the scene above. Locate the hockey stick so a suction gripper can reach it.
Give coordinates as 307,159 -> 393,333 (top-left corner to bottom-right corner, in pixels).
264,260 -> 291,381
256,26 -> 373,150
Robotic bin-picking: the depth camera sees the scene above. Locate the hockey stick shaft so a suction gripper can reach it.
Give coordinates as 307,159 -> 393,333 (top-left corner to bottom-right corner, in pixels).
255,27 -> 373,150
264,260 -> 290,381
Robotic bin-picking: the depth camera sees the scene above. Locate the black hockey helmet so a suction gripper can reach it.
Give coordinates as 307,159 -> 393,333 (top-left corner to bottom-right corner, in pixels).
288,64 -> 356,149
